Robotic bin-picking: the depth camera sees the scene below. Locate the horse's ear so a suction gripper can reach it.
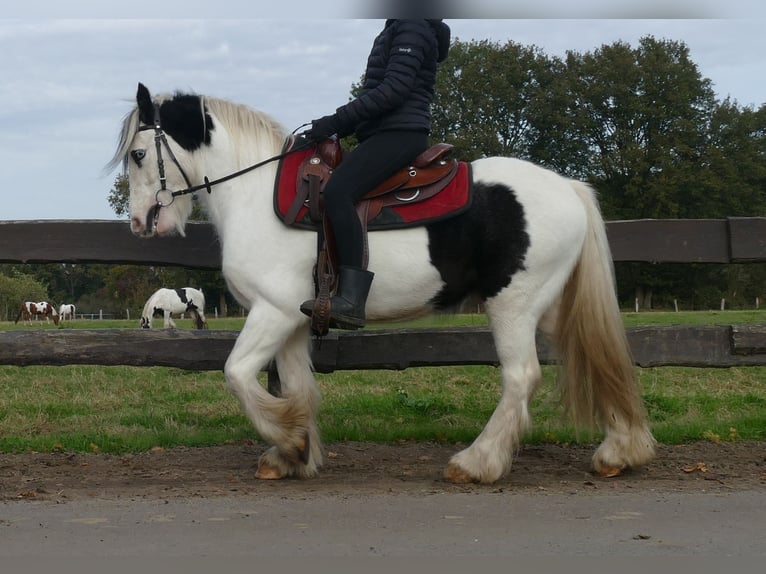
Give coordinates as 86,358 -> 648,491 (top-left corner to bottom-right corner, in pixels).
136,82 -> 154,125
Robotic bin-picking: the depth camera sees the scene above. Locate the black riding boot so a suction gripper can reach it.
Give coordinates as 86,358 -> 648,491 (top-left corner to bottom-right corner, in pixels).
301,266 -> 374,330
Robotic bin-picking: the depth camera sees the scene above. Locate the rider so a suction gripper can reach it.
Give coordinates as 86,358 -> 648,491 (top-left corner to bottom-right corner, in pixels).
300,19 -> 451,330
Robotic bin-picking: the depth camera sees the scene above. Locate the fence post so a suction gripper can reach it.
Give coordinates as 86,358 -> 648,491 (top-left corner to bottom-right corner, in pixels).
757,297 -> 760,309
99,309 -> 103,320
720,299 -> 725,311
634,298 -> 639,312
674,299 -> 679,312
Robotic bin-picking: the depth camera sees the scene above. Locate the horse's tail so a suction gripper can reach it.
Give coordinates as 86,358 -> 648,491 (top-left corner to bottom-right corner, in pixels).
554,181 -> 650,437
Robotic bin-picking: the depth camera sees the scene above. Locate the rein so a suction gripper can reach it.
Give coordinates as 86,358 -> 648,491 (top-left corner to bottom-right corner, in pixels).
139,102 -> 311,232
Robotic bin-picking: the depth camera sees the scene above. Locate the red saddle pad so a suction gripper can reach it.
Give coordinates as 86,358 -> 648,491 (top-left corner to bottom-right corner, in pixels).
274,145 -> 472,231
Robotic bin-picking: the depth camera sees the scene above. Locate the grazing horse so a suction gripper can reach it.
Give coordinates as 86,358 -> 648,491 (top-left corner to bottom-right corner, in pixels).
108,83 -> 655,484
15,301 -> 59,325
59,303 -> 76,321
140,287 -> 208,329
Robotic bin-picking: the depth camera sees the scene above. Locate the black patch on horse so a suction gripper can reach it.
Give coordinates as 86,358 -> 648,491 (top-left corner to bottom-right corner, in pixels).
175,288 -> 189,304
426,181 -> 529,310
152,306 -> 164,318
137,85 -> 214,152
161,94 -> 214,151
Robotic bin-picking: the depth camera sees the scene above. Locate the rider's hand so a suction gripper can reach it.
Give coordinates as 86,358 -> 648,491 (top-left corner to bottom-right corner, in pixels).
306,115 -> 339,142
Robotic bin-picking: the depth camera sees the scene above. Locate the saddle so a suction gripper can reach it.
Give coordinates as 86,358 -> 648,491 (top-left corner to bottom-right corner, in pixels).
284,138 -> 459,231
277,136 -> 468,335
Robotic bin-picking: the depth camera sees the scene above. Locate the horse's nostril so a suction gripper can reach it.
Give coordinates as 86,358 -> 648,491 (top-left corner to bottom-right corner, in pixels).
130,217 -> 144,234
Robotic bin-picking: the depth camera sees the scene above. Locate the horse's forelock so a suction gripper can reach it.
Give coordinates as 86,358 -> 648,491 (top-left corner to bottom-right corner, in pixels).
105,106 -> 140,174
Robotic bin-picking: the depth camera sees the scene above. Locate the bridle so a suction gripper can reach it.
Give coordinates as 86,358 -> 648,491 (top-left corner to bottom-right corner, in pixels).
137,101 -> 311,233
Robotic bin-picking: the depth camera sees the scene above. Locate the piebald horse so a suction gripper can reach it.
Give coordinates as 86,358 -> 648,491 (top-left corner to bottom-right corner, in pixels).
140,287 -> 208,329
108,83 -> 655,484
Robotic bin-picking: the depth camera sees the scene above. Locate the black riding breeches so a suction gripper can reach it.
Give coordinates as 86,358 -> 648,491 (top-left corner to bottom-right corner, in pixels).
322,130 -> 429,269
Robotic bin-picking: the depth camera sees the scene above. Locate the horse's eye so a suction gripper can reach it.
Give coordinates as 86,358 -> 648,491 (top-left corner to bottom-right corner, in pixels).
130,149 -> 146,166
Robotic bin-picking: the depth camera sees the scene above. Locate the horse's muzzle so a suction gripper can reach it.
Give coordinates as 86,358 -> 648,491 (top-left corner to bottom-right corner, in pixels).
130,205 -> 161,237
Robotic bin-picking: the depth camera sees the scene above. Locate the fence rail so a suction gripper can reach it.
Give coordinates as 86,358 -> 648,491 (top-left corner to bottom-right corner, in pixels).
0,325 -> 764,370
2,217 -> 765,267
1,218 -> 765,370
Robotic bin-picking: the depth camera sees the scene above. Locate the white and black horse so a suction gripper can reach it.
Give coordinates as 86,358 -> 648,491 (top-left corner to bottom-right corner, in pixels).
59,303 -> 76,321
140,287 -> 208,329
108,83 -> 655,484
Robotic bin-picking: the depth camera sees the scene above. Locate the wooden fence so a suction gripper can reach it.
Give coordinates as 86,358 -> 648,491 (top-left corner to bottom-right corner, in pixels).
1,218 -> 765,370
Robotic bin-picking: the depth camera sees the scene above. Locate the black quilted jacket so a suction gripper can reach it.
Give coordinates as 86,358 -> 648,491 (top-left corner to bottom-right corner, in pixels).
334,19 -> 451,141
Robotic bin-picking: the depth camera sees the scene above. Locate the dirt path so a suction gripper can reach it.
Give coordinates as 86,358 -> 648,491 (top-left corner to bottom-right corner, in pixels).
2,440 -> 764,501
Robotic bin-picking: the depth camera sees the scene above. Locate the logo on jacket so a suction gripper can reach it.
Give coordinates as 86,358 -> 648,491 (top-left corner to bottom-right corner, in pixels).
398,47 -> 412,53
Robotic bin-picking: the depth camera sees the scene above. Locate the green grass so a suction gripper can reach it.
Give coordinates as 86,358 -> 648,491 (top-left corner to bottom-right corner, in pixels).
0,310 -> 764,454
621,309 -> 766,327
0,362 -> 763,454
3,308 -> 764,331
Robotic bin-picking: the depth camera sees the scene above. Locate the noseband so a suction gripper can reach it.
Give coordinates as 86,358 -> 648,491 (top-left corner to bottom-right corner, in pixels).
137,103 -> 311,234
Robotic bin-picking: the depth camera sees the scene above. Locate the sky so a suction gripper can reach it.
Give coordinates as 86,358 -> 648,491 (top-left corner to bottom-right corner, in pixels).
1,1 -> 765,221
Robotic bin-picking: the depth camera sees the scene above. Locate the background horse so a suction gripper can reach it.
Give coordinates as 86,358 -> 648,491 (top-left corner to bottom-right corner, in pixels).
59,303 -> 76,321
140,287 -> 208,329
109,83 -> 655,484
15,301 -> 59,325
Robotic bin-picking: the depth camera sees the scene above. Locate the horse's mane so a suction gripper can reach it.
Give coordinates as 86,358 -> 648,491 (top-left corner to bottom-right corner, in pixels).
106,92 -> 287,173
205,97 -> 287,156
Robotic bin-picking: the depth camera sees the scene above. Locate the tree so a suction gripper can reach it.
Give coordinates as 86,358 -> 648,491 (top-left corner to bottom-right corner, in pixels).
431,39 -> 564,162
107,173 -> 131,218
696,100 -> 766,218
562,36 -> 718,220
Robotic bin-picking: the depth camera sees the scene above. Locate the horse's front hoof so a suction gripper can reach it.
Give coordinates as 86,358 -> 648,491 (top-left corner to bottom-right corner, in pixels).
594,465 -> 623,478
443,463 -> 479,484
255,462 -> 286,480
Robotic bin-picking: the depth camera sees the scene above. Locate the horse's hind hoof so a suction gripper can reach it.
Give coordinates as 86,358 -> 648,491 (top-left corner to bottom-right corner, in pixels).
443,463 -> 479,484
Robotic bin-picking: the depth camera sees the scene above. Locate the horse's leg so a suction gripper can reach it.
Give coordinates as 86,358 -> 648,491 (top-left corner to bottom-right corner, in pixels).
444,299 -> 542,484
255,323 -> 322,479
224,302 -> 318,479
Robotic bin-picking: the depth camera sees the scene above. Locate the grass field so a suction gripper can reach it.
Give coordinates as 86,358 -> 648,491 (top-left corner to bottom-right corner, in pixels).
0,310 -> 763,454
3,308 -> 764,331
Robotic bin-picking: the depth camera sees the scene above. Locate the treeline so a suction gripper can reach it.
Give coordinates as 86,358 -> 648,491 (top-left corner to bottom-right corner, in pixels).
3,35 -> 765,318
